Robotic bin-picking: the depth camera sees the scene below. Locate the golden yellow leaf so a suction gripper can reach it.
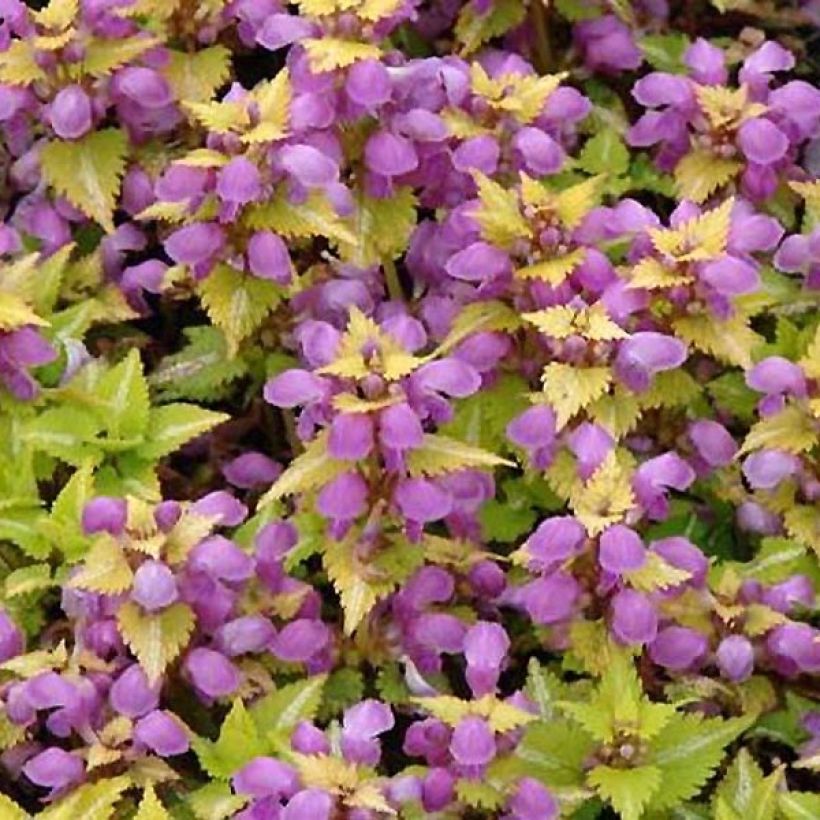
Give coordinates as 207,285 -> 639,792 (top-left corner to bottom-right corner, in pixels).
68,534 -> 133,594
303,38 -> 382,72
674,150 -> 741,204
516,249 -> 587,286
571,452 -> 635,535
472,172 -> 530,248
541,363 -> 612,429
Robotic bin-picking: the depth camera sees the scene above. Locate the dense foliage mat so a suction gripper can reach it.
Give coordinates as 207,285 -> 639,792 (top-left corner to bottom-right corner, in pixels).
0,0 -> 819,817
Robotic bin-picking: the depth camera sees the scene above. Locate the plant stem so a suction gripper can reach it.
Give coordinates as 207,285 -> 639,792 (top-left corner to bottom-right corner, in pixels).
529,0 -> 553,75
384,257 -> 404,301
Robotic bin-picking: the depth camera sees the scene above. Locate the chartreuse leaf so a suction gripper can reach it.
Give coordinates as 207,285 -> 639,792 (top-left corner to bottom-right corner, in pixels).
3,563 -> 54,597
21,407 -> 102,466
243,69 -> 291,144
713,749 -> 781,820
779,791 -> 820,819
571,451 -> 635,535
472,172 -> 530,248
252,674 -> 327,745
644,713 -> 754,811
39,775 -> 130,820
68,534 -> 133,594
406,434 -> 513,477
589,765 -> 663,820
134,785 -> 171,820
164,46 -> 231,103
302,38 -> 382,71
504,718 -> 591,788
674,314 -> 761,370
456,780 -> 504,811
194,699 -> 266,779
187,782 -> 248,820
246,190 -> 356,244
674,150 -> 741,204
579,128 -> 630,177
541,364 -> 612,429
40,130 -> 128,233
78,36 -> 160,80
454,0 -> 527,55
136,404 -> 228,461
96,349 -> 151,440
0,793 -> 27,820
118,600 -> 195,684
259,432 -> 348,506
338,187 -> 418,267
740,406 -> 817,455
150,326 -> 249,403
198,264 -> 283,355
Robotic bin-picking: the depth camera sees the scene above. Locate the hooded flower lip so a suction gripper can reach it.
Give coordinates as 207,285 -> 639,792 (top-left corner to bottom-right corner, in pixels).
23,747 -> 84,794
614,332 -> 688,392
134,709 -> 190,756
449,715 -> 495,767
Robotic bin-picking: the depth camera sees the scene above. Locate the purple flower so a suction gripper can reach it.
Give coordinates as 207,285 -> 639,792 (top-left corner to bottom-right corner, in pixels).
599,525 -> 646,575
271,620 -> 330,663
611,589 -> 658,646
615,333 -> 688,392
134,709 -> 190,756
524,516 -> 586,573
464,621 -> 509,697
247,231 -> 292,283
82,497 -> 128,536
341,700 -> 394,765
185,648 -> 241,699
688,420 -> 737,469
316,471 -> 369,524
523,571 -> 580,624
716,635 -> 754,682
395,478 -> 452,523
23,748 -> 84,794
450,716 -> 495,767
0,608 -> 23,662
574,15 -> 643,74
223,452 -> 281,488
109,664 -> 159,718
649,626 -> 708,671
233,756 -> 299,798
132,560 -> 178,612
282,789 -> 334,820
49,86 -> 93,140
506,405 -> 556,468
165,223 -> 225,268
365,131 -> 419,177
505,778 -> 559,820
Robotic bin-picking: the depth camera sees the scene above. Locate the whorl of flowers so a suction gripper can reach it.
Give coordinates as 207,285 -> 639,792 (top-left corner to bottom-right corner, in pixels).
0,0 -> 818,818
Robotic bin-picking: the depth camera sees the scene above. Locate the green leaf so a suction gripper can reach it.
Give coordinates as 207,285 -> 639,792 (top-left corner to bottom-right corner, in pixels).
640,34 -> 689,73
646,714 -> 753,810
454,0 -> 527,55
137,404 -> 228,461
194,699 -> 266,779
251,675 -> 327,740
578,128 -> 630,177
440,374 -> 528,452
198,264 -> 283,355
514,719 -> 592,787
337,188 -> 417,267
40,130 -> 128,233
589,764 -> 662,820
96,349 -> 150,440
707,372 -> 759,423
150,327 -> 249,403
714,749 -> 780,820
318,668 -> 365,721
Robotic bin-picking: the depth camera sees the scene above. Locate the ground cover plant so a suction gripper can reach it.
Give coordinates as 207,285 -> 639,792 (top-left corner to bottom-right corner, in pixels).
0,0 -> 819,817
